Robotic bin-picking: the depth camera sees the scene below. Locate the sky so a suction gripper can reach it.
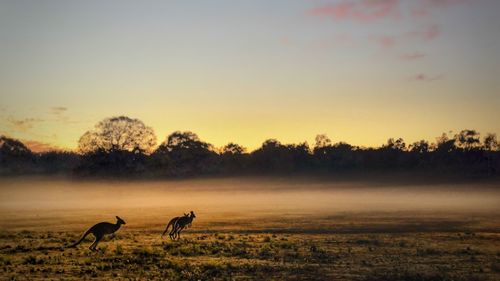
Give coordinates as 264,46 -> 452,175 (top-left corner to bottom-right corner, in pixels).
0,0 -> 499,152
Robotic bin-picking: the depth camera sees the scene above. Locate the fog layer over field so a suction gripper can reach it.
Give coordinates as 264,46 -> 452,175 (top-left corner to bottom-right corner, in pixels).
0,177 -> 499,231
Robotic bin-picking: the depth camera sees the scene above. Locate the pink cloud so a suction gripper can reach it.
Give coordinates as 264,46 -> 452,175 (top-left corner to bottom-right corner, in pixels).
23,140 -> 64,153
411,73 -> 443,81
309,0 -> 400,22
375,35 -> 397,49
412,0 -> 472,18
368,25 -> 439,52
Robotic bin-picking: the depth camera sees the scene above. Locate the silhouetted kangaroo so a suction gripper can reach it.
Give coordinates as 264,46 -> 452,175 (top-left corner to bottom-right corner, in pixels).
67,216 -> 126,251
170,211 -> 196,240
161,213 -> 189,238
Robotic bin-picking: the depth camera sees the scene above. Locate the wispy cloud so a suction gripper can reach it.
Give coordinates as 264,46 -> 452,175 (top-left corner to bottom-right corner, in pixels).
309,0 -> 470,22
412,0 -> 472,18
308,1 -> 448,62
400,52 -> 426,60
370,24 -> 440,50
49,106 -> 73,124
374,35 -> 397,49
309,0 -> 400,22
411,73 -> 444,81
6,117 -> 44,131
51,106 -> 68,115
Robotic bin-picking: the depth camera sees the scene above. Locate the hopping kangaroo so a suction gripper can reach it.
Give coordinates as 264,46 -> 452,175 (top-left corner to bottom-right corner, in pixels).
171,211 -> 196,240
161,213 -> 189,238
68,216 -> 126,251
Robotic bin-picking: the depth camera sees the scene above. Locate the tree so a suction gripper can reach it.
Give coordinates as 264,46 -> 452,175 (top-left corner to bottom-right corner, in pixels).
75,117 -> 156,176
314,134 -> 332,149
435,133 -> 456,153
155,131 -> 217,176
409,140 -> 430,154
0,135 -> 34,174
159,131 -> 209,152
483,133 -> 498,151
407,140 -> 431,169
250,139 -> 312,172
221,143 -> 246,155
384,138 -> 406,151
78,116 -> 157,154
220,143 -> 247,173
0,135 -> 31,156
454,130 -> 480,151
261,139 -> 281,150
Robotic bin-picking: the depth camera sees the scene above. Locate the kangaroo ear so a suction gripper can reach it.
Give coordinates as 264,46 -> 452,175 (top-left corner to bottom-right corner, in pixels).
116,216 -> 120,220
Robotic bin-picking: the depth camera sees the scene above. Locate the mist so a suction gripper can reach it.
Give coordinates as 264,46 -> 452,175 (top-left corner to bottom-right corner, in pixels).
1,177 -> 498,215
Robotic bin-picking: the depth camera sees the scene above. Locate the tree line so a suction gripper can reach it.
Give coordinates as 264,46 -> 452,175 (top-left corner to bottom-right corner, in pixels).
1,116 -> 499,177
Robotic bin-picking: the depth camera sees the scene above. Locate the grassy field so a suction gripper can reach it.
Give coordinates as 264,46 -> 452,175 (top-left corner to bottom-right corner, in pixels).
1,212 -> 499,281
1,178 -> 499,280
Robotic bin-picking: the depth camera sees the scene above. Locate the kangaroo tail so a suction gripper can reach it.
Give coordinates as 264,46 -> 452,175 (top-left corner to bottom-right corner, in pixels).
67,229 -> 91,248
161,219 -> 174,237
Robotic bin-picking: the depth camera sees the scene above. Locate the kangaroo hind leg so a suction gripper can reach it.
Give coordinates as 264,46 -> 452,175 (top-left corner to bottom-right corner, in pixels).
176,225 -> 185,240
89,234 -> 103,251
169,224 -> 178,240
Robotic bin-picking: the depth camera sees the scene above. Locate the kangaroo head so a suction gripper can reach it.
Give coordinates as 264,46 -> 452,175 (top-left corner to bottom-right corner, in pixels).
190,211 -> 196,218
116,216 -> 126,225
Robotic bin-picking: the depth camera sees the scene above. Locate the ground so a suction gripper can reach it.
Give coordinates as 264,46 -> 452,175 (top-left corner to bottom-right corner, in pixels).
1,178 -> 499,280
1,213 -> 499,281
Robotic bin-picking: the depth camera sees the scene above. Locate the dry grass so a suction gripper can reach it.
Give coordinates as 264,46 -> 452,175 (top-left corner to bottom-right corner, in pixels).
1,178 -> 499,280
1,214 -> 499,281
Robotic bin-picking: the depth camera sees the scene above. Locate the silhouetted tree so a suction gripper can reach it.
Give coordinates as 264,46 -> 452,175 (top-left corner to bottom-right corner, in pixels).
482,133 -> 499,175
384,138 -> 406,151
313,134 -> 358,171
220,143 -> 247,173
35,151 -> 80,174
76,116 -> 156,175
286,142 -> 313,171
154,131 -> 218,176
250,139 -> 284,172
250,139 -> 312,173
0,135 -> 34,174
454,130 -> 480,151
483,133 -> 498,151
78,116 -> 156,154
222,143 -> 246,155
435,133 -> 456,153
409,140 -> 430,154
1,128 -> 499,177
315,134 -> 332,149
407,140 -> 431,168
373,138 -> 407,169
0,135 -> 31,156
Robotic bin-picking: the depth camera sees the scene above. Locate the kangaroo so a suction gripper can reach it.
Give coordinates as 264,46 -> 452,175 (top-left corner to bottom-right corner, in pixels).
161,213 -> 189,239
67,216 -> 126,251
170,211 -> 196,240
